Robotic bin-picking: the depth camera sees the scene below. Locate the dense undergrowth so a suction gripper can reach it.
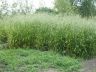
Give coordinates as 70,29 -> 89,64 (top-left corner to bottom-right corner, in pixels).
0,49 -> 80,72
0,13 -> 96,58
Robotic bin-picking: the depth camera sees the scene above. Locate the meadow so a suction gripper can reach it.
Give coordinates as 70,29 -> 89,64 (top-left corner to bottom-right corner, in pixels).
0,48 -> 80,72
0,13 -> 96,59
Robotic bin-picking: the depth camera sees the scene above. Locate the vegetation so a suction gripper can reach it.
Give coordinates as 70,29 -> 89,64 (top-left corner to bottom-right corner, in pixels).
0,0 -> 96,72
0,48 -> 80,72
0,13 -> 96,58
35,7 -> 58,14
55,0 -> 96,17
55,0 -> 73,14
78,0 -> 96,17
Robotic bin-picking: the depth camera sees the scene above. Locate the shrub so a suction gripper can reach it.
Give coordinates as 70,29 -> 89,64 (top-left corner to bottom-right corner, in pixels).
35,7 -> 58,14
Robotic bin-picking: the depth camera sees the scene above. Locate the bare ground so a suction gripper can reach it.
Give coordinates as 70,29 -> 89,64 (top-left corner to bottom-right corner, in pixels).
81,58 -> 96,72
39,68 -> 58,72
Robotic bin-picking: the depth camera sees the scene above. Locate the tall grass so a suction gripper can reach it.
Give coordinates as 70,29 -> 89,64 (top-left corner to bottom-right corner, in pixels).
0,13 -> 96,58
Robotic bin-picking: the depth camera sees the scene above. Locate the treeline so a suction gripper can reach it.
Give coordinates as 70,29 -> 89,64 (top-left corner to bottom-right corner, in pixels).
55,0 -> 96,18
0,0 -> 33,17
0,0 -> 96,18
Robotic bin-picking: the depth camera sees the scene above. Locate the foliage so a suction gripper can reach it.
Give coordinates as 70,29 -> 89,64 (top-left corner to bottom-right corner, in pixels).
55,0 -> 73,14
55,0 -> 96,17
35,7 -> 58,14
78,0 -> 96,18
0,14 -> 96,58
0,23 -> 7,44
0,49 -> 80,72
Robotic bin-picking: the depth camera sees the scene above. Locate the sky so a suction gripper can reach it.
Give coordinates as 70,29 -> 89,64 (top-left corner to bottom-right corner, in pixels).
0,0 -> 54,9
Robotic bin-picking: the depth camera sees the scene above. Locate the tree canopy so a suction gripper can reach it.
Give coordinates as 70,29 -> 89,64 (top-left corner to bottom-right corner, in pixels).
55,0 -> 96,17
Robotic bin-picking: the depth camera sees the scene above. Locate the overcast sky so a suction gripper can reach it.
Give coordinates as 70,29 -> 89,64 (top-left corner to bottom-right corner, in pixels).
0,0 -> 54,9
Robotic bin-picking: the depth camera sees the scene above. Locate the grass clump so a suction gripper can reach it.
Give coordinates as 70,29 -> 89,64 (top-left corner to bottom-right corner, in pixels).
0,13 -> 96,58
0,49 -> 80,72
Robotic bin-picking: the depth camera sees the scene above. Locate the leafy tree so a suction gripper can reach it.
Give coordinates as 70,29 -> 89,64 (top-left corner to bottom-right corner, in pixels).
55,0 -> 73,14
78,0 -> 96,18
1,0 -> 8,15
12,3 -> 18,15
55,0 -> 96,17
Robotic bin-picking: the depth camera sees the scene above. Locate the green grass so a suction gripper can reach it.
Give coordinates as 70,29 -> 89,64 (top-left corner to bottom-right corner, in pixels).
93,69 -> 96,72
0,13 -> 96,58
0,48 -> 80,72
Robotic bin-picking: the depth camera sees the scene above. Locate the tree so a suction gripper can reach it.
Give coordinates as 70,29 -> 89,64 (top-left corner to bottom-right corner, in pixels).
78,0 -> 96,18
55,0 -> 96,17
55,0 -> 73,14
12,2 -> 18,15
1,0 -> 8,15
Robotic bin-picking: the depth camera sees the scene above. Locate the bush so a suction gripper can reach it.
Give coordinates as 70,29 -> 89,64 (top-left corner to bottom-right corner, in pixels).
0,14 -> 96,58
35,7 -> 58,14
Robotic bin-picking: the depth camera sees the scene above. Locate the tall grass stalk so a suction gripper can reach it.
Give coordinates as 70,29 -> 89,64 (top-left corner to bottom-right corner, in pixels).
0,13 -> 96,58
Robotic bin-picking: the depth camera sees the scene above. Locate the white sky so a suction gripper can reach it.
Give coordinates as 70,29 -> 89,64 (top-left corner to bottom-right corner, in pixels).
0,0 -> 54,9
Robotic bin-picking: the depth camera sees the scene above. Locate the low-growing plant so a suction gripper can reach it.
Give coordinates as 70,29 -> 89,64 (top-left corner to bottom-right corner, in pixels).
0,49 -> 81,72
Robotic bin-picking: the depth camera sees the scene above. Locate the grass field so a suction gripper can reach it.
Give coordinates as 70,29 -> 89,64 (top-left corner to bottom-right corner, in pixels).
1,13 -> 96,72
0,48 -> 80,72
0,13 -> 96,59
